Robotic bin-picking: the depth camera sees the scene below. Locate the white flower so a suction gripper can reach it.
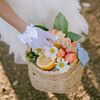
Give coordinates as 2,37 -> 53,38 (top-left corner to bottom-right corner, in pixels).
44,47 -> 58,59
55,59 -> 70,73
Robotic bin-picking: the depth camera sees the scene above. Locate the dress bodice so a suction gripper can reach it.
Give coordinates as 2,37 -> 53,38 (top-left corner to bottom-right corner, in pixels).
6,0 -> 88,33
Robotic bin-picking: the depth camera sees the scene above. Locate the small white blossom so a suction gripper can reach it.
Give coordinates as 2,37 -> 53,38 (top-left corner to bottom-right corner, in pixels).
44,47 -> 58,59
55,59 -> 70,73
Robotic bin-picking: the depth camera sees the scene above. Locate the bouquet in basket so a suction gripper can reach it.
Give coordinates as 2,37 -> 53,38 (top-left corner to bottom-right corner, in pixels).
19,13 -> 89,73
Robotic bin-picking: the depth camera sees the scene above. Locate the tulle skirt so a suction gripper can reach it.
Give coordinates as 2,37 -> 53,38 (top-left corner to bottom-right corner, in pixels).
0,0 -> 88,64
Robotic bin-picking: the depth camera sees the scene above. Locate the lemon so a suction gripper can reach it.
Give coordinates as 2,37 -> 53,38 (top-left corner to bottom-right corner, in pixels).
37,55 -> 55,70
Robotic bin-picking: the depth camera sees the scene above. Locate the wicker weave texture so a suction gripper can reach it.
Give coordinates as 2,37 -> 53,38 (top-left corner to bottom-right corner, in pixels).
28,62 -> 84,94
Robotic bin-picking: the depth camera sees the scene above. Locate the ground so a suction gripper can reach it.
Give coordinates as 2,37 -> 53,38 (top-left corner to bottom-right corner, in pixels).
0,0 -> 100,100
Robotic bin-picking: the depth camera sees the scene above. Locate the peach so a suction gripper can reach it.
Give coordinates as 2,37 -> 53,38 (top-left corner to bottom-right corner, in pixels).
57,48 -> 65,58
71,42 -> 76,47
64,53 -> 77,63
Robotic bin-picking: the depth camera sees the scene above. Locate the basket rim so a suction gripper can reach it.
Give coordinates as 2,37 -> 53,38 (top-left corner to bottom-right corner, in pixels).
28,61 -> 80,76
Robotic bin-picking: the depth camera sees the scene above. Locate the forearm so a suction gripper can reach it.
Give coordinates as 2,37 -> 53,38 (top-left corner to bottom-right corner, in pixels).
0,0 -> 27,32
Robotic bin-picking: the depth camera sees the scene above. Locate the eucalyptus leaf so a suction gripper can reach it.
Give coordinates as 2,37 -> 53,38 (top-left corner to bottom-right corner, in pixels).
35,25 -> 49,31
53,12 -> 68,35
67,32 -> 81,41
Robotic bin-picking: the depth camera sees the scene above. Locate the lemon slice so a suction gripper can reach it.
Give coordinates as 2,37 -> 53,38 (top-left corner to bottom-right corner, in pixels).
37,55 -> 55,70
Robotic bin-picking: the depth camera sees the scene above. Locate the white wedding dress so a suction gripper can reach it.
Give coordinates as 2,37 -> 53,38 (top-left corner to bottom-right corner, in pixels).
0,0 -> 88,64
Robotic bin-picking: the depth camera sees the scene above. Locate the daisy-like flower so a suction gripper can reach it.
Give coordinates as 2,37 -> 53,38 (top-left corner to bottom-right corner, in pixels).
44,47 -> 58,59
55,59 -> 70,73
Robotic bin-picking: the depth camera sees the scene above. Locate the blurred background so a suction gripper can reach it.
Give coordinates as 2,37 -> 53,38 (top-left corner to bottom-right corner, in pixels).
0,0 -> 100,100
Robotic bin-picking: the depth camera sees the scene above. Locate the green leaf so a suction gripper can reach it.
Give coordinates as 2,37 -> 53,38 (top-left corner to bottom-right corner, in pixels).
67,32 -> 81,41
34,25 -> 49,31
53,12 -> 68,35
26,51 -> 39,63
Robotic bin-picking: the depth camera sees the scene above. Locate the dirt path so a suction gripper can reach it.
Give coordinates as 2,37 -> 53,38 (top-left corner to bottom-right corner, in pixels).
0,0 -> 100,100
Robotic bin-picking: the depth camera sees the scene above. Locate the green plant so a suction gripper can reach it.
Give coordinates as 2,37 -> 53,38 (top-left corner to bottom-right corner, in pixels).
26,50 -> 39,63
34,25 -> 49,31
53,12 -> 81,41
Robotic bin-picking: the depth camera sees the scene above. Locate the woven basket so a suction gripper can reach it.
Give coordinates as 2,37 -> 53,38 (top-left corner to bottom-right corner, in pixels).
28,62 -> 84,94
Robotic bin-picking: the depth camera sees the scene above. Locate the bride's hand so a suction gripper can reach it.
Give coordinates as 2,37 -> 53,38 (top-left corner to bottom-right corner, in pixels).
18,25 -> 57,49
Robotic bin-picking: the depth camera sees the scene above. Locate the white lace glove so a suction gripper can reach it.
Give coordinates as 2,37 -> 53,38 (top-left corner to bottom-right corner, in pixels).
18,24 -> 57,49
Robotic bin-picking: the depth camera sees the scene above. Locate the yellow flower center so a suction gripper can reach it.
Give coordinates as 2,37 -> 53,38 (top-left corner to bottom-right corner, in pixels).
50,48 -> 55,54
59,62 -> 64,68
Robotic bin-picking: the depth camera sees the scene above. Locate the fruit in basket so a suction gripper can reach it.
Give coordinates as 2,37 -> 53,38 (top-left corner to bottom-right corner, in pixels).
57,48 -> 65,58
71,42 -> 76,47
37,55 -> 56,70
64,53 -> 77,63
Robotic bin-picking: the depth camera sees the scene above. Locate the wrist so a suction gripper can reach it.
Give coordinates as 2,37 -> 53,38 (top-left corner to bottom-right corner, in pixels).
17,22 -> 27,33
18,24 -> 38,44
22,24 -> 34,34
13,17 -> 27,33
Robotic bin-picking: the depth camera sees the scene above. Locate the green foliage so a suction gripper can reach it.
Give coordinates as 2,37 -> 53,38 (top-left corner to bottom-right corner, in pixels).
26,50 -> 39,63
54,12 -> 68,34
34,25 -> 49,31
53,12 -> 81,41
67,32 -> 81,41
